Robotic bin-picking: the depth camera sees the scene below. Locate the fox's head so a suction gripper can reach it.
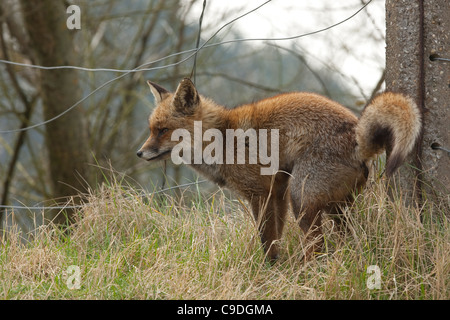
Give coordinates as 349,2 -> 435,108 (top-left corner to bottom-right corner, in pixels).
136,78 -> 202,162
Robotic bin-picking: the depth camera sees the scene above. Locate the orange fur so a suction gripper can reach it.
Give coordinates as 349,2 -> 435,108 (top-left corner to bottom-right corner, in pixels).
138,78 -> 422,261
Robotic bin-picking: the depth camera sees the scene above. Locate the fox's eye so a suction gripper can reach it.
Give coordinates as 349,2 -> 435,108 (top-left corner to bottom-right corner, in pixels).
158,128 -> 169,137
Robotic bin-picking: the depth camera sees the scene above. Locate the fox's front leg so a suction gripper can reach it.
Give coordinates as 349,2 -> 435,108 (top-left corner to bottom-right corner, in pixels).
251,197 -> 280,262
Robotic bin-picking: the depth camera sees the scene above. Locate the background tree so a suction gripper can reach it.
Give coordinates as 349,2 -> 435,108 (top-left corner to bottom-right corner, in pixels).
19,0 -> 92,224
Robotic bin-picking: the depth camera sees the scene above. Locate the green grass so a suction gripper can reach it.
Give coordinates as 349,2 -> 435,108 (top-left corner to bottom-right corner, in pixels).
1,178 -> 449,299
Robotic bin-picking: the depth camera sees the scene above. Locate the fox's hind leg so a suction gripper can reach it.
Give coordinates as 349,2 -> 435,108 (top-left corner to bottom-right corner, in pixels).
290,196 -> 325,261
289,169 -> 328,261
290,154 -> 368,261
326,199 -> 353,236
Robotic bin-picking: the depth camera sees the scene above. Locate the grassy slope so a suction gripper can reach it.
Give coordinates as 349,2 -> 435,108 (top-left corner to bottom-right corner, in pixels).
1,177 -> 449,299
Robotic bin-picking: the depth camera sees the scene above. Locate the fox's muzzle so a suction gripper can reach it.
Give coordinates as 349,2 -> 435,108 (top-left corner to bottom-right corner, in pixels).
136,147 -> 172,162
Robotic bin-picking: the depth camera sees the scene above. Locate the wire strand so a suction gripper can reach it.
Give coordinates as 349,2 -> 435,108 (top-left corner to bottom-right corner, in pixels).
0,180 -> 208,212
431,57 -> 450,62
191,0 -> 207,84
0,59 -> 152,73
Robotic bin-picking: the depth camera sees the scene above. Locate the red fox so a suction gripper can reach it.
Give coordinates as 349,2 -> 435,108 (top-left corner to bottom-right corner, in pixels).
137,78 -> 422,261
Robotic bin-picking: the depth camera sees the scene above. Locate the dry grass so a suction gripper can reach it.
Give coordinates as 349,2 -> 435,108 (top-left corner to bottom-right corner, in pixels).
1,177 -> 449,299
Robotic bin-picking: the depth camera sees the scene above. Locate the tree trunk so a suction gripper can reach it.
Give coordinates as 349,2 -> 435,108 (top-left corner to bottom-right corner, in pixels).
20,0 -> 91,224
385,0 -> 449,211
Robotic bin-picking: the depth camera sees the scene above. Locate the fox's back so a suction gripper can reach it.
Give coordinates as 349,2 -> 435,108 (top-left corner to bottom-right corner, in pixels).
233,92 -> 357,129
228,92 -> 359,163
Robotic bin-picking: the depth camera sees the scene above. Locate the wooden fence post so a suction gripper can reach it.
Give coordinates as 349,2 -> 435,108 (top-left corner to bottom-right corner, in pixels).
385,0 -> 449,210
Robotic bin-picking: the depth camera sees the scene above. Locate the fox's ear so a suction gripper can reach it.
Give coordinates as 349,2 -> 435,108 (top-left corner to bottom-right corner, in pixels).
147,80 -> 171,104
173,78 -> 199,115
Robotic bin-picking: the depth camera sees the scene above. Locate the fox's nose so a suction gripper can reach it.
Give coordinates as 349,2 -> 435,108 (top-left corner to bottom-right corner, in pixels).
136,150 -> 143,158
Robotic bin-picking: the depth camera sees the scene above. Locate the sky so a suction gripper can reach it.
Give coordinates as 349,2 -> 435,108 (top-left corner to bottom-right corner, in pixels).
183,0 -> 386,101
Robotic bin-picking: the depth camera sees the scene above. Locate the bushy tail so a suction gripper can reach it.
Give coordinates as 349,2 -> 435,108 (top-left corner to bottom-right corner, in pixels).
355,92 -> 422,176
